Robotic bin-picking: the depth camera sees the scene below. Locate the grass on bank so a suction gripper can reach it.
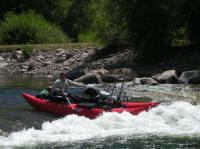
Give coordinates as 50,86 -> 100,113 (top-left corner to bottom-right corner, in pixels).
0,11 -> 69,45
0,43 -> 102,52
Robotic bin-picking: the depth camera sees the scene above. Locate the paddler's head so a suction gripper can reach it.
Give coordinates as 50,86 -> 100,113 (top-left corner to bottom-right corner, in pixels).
60,72 -> 67,81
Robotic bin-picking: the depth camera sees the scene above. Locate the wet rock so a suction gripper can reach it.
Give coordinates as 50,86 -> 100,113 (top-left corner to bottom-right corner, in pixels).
134,77 -> 158,86
152,70 -> 178,84
179,70 -> 200,84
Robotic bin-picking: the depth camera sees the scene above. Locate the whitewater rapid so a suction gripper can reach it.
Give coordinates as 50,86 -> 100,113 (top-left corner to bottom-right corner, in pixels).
0,101 -> 200,148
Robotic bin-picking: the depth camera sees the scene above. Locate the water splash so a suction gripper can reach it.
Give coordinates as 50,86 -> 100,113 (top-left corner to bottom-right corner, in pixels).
0,101 -> 200,148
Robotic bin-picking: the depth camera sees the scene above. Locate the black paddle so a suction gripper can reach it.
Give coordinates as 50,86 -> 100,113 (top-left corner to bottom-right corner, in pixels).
117,77 -> 125,101
109,81 -> 117,100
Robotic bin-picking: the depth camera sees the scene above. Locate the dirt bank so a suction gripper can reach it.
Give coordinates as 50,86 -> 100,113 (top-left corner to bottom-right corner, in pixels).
0,44 -> 133,75
0,44 -> 200,79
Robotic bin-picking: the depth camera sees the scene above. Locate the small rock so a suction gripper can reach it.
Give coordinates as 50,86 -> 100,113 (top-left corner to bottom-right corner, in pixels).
37,55 -> 45,61
56,48 -> 65,53
81,53 -> 89,59
12,51 -> 23,59
56,51 -> 65,57
43,60 -> 52,66
65,52 -> 73,60
0,56 -> 4,61
55,57 -> 66,63
0,62 -> 9,69
28,62 -> 35,71
21,69 -> 26,73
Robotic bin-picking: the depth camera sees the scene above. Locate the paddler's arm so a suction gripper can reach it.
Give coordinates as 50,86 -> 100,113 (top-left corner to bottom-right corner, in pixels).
67,79 -> 86,88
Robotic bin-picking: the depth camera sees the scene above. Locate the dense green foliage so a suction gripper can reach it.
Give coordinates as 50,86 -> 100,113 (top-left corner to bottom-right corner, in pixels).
0,0 -> 94,42
0,11 -> 68,44
0,0 -> 200,61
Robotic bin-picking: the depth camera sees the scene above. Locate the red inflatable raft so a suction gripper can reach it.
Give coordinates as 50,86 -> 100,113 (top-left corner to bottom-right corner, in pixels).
22,93 -> 159,119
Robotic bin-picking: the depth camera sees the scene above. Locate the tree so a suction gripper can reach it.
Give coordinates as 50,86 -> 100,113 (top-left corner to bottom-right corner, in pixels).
182,0 -> 200,46
95,0 -> 175,60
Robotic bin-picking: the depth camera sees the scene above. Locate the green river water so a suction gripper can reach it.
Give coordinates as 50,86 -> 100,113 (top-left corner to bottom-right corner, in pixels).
0,74 -> 200,149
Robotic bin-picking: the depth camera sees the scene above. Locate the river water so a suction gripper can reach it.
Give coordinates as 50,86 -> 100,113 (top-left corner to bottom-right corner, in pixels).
0,75 -> 200,149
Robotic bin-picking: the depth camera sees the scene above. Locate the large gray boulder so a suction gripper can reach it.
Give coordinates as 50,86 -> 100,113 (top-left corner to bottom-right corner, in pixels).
152,70 -> 178,84
179,70 -> 200,84
74,73 -> 102,84
85,69 -> 108,76
66,66 -> 87,80
109,68 -> 137,81
67,67 -> 108,81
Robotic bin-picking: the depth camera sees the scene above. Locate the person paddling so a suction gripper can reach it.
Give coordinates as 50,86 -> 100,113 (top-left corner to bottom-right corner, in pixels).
49,72 -> 86,103
52,72 -> 86,94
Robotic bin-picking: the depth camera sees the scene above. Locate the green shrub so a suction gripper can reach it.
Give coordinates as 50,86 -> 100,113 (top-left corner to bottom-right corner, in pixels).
78,31 -> 97,43
21,45 -> 33,59
0,10 -> 69,44
171,27 -> 190,47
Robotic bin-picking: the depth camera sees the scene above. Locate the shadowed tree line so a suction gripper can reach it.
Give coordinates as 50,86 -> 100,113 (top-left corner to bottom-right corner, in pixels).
0,0 -> 200,62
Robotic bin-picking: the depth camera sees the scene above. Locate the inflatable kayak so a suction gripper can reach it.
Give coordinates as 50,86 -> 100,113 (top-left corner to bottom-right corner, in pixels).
22,93 -> 159,119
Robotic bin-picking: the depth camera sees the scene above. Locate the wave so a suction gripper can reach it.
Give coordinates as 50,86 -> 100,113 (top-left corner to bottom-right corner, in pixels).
0,101 -> 200,148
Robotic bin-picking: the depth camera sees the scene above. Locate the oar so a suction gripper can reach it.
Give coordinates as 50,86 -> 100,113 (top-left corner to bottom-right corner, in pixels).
63,93 -> 78,114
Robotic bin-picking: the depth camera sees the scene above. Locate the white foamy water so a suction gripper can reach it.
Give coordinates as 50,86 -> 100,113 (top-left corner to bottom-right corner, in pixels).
124,84 -> 200,103
0,101 -> 200,148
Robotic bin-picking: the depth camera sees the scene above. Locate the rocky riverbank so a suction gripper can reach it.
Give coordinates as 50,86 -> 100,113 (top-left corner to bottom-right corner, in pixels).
1,44 -> 200,85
